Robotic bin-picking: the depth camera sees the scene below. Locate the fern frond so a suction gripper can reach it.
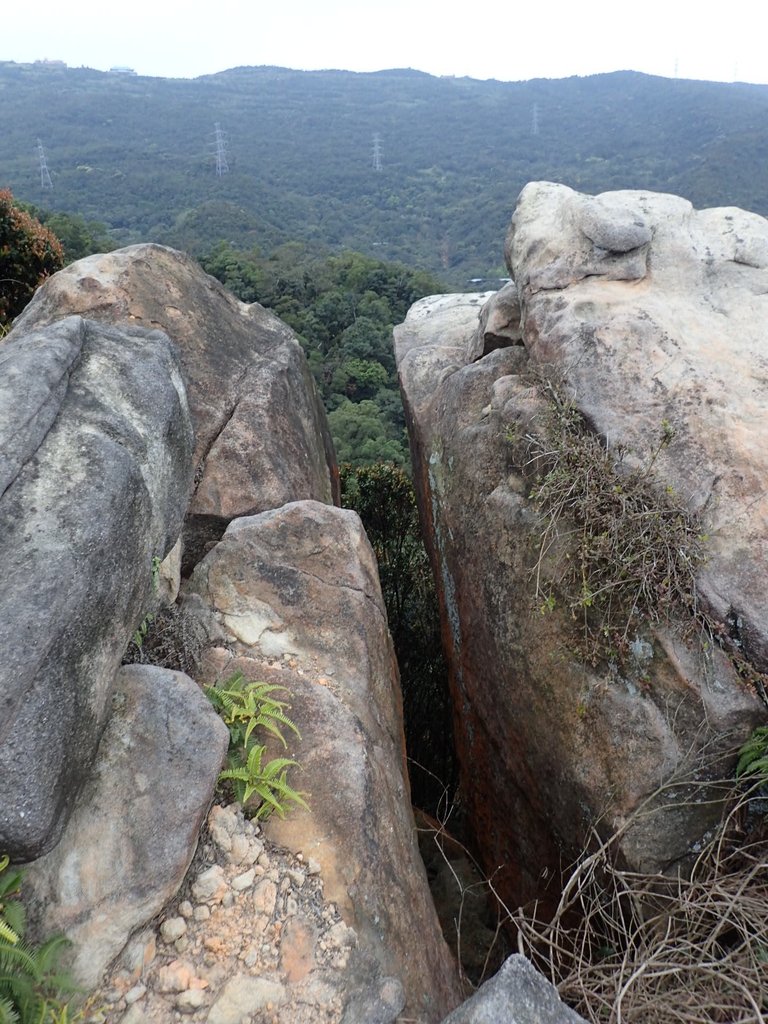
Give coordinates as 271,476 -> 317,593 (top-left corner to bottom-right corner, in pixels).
0,869 -> 23,903
0,994 -> 20,1024
736,726 -> 768,778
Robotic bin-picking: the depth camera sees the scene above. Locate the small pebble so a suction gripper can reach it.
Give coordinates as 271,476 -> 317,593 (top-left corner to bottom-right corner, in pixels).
232,868 -> 256,891
124,983 -> 146,1005
178,901 -> 193,918
194,905 -> 211,922
160,917 -> 187,944
176,988 -> 207,1013
191,865 -> 227,903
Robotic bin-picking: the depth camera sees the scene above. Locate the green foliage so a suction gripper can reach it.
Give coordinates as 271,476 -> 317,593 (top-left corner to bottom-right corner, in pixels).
513,372 -> 707,665
735,726 -> 768,781
205,672 -> 308,820
0,190 -> 63,325
200,242 -> 443,466
328,399 -> 407,467
17,206 -> 115,264
0,857 -> 78,1024
2,65 -> 768,285
127,555 -> 162,654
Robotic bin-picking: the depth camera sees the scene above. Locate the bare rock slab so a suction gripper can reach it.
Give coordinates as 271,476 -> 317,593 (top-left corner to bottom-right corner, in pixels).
20,665 -> 228,988
186,500 -> 462,1022
13,244 -> 338,569
0,315 -> 194,860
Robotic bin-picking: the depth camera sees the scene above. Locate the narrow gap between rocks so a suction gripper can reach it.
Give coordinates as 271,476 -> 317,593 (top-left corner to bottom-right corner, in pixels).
339,462 -> 514,988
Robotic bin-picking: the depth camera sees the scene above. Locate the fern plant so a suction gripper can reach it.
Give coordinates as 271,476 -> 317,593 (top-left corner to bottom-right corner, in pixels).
736,726 -> 768,780
205,672 -> 308,820
0,857 -> 79,1024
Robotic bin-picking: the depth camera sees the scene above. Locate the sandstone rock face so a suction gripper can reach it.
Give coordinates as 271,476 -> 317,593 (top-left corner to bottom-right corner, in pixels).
185,500 -> 462,1022
467,281 -> 522,362
20,665 -> 228,988
0,316 -> 194,861
439,955 -> 587,1024
395,186 -> 767,910
507,182 -> 768,670
14,244 -> 337,570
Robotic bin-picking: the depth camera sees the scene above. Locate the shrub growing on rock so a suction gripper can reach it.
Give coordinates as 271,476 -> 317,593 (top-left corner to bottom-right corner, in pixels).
0,190 -> 63,326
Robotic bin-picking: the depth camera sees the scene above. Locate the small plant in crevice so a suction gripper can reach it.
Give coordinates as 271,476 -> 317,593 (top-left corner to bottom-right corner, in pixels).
124,555 -> 163,661
736,725 -> 768,783
509,369 -> 708,667
0,856 -> 80,1024
204,672 -> 308,820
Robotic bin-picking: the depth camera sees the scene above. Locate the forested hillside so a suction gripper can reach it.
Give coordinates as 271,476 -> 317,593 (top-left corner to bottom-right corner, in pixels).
3,61 -> 768,283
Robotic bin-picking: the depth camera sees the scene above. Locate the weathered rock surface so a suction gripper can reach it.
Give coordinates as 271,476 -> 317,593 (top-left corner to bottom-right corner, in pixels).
185,500 -> 462,1022
0,315 -> 194,860
13,244 -> 338,570
20,665 -> 228,988
468,281 -> 522,362
507,182 -> 768,669
395,186 -> 767,910
439,955 -> 587,1024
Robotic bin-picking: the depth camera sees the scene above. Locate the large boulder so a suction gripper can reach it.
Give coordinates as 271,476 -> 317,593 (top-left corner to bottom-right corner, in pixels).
395,185 -> 767,911
185,500 -> 462,1022
507,182 -> 768,669
13,244 -> 338,570
20,665 -> 228,987
0,315 -> 194,860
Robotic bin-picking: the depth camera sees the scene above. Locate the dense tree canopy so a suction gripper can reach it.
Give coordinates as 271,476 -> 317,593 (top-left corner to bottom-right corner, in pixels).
201,241 -> 445,465
3,63 -> 768,284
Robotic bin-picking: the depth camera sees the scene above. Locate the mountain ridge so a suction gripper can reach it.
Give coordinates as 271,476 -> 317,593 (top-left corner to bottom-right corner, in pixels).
2,62 -> 767,281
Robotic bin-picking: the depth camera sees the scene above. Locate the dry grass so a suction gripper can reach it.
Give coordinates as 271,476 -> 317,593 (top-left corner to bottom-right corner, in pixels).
515,779 -> 768,1023
509,368 -> 707,667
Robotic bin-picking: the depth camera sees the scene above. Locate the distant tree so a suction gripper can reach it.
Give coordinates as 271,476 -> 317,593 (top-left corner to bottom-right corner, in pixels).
0,189 -> 63,325
36,210 -> 115,263
330,358 -> 390,402
328,399 -> 407,467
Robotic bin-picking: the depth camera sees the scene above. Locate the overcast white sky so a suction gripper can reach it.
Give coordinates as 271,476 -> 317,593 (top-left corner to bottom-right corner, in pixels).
5,0 -> 768,84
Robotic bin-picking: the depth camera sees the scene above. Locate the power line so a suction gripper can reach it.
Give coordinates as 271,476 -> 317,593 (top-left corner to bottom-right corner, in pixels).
213,123 -> 229,177
37,138 -> 52,189
372,132 -> 382,172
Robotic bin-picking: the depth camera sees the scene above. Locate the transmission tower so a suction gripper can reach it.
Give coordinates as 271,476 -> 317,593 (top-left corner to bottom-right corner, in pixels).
213,123 -> 229,177
372,133 -> 382,172
37,139 -> 53,189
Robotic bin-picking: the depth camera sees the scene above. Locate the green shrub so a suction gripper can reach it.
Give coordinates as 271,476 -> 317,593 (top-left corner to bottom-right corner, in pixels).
0,190 -> 64,326
205,672 -> 308,820
0,856 -> 78,1024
